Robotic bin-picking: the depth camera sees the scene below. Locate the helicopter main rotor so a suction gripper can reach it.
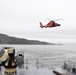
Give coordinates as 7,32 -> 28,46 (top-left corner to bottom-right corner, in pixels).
47,18 -> 64,21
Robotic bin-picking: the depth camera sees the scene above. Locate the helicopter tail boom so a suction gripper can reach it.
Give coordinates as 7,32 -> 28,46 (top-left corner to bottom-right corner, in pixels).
40,22 -> 44,28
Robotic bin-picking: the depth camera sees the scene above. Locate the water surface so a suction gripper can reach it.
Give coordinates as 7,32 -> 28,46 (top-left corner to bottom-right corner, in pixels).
0,44 -> 76,68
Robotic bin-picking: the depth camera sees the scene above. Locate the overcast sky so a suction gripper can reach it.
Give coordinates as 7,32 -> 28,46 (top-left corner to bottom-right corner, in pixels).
0,0 -> 76,43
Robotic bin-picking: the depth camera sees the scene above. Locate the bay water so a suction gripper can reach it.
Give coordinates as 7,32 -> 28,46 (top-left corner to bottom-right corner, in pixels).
0,44 -> 76,68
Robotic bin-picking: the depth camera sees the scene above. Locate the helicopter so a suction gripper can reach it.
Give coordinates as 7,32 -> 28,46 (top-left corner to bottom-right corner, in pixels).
40,18 -> 63,28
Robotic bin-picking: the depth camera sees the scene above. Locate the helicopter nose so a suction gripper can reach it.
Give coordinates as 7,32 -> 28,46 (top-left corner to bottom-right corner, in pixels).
58,24 -> 60,26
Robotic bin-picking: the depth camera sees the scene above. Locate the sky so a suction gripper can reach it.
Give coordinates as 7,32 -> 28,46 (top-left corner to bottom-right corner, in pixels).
0,0 -> 76,43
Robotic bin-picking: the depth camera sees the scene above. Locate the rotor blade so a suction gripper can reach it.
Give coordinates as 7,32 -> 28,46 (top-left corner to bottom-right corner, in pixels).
54,18 -> 64,21
47,18 -> 64,21
47,18 -> 52,21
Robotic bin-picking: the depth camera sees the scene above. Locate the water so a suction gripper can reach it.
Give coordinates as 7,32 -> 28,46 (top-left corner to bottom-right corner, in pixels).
0,44 -> 76,68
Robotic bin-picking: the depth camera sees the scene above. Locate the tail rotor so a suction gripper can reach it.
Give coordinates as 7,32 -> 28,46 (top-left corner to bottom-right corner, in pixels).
40,22 -> 43,28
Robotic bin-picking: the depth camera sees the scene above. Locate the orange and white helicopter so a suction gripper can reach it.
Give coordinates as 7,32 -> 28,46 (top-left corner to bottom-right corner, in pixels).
40,18 -> 63,28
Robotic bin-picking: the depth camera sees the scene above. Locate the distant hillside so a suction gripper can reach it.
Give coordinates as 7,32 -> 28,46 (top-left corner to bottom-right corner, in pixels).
0,33 -> 55,45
